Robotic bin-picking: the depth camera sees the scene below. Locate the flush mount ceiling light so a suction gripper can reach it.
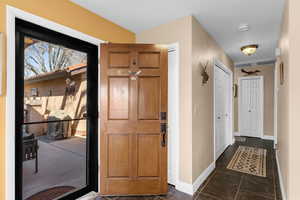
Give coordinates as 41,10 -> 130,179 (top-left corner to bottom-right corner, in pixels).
241,44 -> 259,56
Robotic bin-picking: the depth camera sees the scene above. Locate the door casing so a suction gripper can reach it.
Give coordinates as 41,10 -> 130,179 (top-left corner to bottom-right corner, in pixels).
238,76 -> 264,138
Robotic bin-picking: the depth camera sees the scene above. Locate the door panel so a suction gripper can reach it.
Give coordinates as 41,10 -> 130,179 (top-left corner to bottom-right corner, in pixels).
137,134 -> 160,177
138,77 -> 160,120
108,134 -> 130,177
108,77 -> 130,120
138,52 -> 161,68
109,52 -> 131,68
100,44 -> 168,195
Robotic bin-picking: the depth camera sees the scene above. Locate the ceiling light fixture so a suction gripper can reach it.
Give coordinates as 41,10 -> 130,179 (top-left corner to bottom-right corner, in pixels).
241,44 -> 258,56
238,24 -> 249,32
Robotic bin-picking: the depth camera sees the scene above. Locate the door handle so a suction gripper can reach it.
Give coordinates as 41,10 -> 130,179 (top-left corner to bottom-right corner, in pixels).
160,123 -> 167,147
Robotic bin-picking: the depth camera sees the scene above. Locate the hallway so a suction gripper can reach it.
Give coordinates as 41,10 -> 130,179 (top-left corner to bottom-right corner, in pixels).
194,137 -> 282,200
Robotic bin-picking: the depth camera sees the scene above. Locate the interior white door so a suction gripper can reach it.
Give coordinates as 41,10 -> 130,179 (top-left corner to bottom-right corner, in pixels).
215,66 -> 230,159
239,77 -> 263,138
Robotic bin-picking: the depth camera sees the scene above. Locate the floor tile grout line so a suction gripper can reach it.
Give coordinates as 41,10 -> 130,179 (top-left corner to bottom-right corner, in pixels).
233,175 -> 243,200
199,192 -> 223,200
272,150 -> 277,200
198,170 -> 217,193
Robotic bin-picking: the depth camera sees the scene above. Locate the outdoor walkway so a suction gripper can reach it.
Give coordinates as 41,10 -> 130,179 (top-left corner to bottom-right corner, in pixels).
23,137 -> 86,199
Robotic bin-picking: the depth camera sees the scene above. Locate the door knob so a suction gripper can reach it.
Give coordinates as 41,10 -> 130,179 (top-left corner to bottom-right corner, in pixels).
217,116 -> 221,119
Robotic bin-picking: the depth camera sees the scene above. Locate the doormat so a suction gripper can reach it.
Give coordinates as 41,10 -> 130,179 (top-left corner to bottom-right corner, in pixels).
227,146 -> 267,177
235,136 -> 246,142
26,186 -> 75,200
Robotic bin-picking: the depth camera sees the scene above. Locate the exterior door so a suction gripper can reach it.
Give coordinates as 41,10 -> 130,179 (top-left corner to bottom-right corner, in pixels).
239,76 -> 263,138
100,44 -> 168,195
215,66 -> 230,159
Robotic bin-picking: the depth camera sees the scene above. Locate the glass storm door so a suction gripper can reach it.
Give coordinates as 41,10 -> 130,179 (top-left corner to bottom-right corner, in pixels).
15,19 -> 98,200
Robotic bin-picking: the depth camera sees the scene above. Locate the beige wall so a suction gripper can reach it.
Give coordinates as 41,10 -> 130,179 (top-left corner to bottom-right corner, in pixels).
191,17 -> 234,182
137,16 -> 193,183
234,65 -> 275,136
0,0 -> 135,198
286,0 -> 300,199
137,16 -> 234,184
276,0 -> 289,198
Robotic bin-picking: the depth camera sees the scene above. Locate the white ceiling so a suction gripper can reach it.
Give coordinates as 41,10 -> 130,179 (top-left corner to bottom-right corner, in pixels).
71,0 -> 285,65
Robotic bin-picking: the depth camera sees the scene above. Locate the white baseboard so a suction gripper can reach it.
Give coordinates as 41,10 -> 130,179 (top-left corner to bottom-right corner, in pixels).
76,191 -> 98,200
176,181 -> 193,196
276,151 -> 287,200
193,162 -> 215,193
262,135 -> 274,140
175,161 -> 215,196
234,132 -> 241,136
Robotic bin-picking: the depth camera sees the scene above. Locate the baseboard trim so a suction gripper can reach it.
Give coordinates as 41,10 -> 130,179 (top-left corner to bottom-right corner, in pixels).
234,132 -> 241,136
192,161 -> 215,193
275,151 -> 287,200
175,161 -> 216,196
176,181 -> 193,196
262,135 -> 274,140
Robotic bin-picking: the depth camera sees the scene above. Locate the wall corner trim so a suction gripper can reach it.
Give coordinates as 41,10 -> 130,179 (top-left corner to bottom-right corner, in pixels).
276,151 -> 287,200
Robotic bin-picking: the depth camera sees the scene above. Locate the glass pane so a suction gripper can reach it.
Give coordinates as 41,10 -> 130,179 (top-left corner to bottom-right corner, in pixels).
23,36 -> 88,200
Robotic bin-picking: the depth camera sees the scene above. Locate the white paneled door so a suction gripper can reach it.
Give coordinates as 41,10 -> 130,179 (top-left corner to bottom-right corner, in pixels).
214,65 -> 231,159
239,76 -> 263,138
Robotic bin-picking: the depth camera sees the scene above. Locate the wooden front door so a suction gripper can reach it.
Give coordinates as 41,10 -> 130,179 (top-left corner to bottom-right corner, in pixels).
100,44 -> 168,195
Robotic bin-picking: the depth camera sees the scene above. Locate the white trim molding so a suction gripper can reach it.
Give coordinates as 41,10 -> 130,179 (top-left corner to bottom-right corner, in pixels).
6,6 -> 104,200
167,43 -> 181,189
175,162 -> 216,196
234,132 -> 241,137
176,181 -> 193,196
276,151 -> 287,200
262,135 -> 275,140
192,162 -> 215,193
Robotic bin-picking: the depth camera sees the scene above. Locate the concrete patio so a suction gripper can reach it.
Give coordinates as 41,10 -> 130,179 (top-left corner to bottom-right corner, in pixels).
23,136 -> 86,199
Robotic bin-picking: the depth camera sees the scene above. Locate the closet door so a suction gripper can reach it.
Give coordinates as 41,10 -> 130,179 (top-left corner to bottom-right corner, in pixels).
215,66 -> 230,159
239,77 -> 263,138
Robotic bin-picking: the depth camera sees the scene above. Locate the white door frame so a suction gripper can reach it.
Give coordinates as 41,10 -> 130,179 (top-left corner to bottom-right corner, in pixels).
238,76 -> 264,138
274,62 -> 279,147
167,43 -> 180,187
6,6 -> 105,200
213,59 -> 233,161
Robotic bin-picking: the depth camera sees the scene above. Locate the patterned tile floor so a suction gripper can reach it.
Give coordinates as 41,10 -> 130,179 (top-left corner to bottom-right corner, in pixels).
96,137 -> 282,200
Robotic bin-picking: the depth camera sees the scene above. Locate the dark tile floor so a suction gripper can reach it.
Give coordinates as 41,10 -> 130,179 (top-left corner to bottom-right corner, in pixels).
96,185 -> 192,200
194,137 -> 282,200
96,137 -> 282,200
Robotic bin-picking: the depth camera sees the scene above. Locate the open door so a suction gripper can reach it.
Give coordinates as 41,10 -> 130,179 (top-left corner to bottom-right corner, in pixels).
100,44 -> 168,195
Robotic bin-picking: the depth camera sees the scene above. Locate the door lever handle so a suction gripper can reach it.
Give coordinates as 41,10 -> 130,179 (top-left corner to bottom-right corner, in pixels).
160,123 -> 167,147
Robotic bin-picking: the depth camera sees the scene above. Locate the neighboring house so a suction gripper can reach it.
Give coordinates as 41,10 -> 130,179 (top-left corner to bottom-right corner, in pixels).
24,63 -> 87,137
